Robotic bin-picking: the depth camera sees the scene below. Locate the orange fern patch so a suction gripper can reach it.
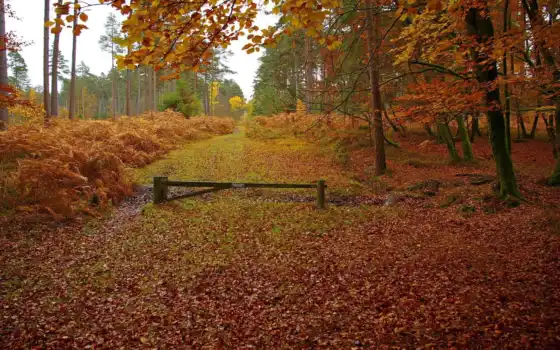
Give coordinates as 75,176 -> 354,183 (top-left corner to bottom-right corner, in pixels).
0,111 -> 235,218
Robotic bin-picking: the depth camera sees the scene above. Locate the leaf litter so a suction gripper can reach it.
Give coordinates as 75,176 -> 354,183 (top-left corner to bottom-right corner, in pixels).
1,125 -> 559,349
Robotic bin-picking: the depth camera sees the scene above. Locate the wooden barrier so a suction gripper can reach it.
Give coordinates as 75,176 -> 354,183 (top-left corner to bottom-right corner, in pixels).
153,177 -> 327,209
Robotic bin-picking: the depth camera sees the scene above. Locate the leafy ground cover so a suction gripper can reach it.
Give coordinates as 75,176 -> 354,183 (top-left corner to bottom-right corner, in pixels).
0,121 -> 559,348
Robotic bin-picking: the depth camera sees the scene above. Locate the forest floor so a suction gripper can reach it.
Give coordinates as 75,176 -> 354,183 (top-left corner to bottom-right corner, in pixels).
1,125 -> 559,349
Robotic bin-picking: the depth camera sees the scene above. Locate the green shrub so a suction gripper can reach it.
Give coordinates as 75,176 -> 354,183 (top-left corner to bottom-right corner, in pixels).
159,92 -> 202,118
160,93 -> 183,111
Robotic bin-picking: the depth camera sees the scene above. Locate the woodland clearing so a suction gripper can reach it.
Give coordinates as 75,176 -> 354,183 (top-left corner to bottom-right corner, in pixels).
1,118 -> 559,349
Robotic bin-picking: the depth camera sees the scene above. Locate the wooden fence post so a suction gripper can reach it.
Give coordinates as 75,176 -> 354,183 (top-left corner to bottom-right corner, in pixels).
317,179 -> 326,209
153,176 -> 168,204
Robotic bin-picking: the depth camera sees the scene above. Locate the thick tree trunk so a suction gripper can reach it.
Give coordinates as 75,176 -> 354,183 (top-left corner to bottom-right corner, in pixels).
466,7 -> 520,198
0,0 -> 8,130
43,0 -> 50,122
366,0 -> 386,175
457,116 -> 474,161
50,0 -> 63,117
68,1 -> 78,120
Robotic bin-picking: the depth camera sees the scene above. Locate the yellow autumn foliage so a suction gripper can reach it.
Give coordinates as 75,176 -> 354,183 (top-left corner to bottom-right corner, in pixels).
0,111 -> 235,218
296,99 -> 307,115
8,104 -> 44,123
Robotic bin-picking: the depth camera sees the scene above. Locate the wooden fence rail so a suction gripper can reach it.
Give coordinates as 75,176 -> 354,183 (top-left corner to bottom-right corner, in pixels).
153,177 -> 327,209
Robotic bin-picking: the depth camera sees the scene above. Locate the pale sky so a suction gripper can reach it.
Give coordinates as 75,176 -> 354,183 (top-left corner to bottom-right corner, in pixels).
6,0 -> 277,99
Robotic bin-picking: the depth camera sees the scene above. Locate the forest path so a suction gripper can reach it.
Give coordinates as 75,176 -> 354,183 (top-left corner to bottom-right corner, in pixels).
1,126 -> 558,349
132,124 -> 362,194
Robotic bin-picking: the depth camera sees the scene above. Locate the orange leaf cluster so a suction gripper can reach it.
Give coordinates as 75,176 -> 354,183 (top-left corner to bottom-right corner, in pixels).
396,79 -> 485,122
0,85 -> 32,109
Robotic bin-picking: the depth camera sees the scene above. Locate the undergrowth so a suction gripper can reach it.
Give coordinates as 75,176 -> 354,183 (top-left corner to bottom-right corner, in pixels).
247,112 -> 369,144
0,111 -> 235,219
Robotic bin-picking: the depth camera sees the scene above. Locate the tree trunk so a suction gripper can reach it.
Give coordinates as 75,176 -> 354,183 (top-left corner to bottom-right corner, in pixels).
522,0 -> 560,184
82,87 -> 85,117
143,66 -> 148,112
205,82 -> 210,116
529,113 -> 539,138
503,0 -> 511,153
466,7 -> 520,198
423,122 -> 436,139
145,67 -> 149,111
542,113 -> 557,157
50,0 -> 63,117
320,62 -> 326,112
305,36 -> 313,113
438,121 -> 461,162
153,68 -> 157,111
111,69 -> 117,118
126,68 -> 131,116
68,1 -> 78,120
136,66 -> 141,114
470,113 -> 482,141
457,116 -> 474,161
366,0 -> 386,175
550,101 -> 560,185
383,109 -> 400,133
293,38 -> 299,105
116,78 -> 120,115
43,0 -> 50,122
0,0 -> 8,130
515,99 -> 528,138
109,41 -> 116,118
